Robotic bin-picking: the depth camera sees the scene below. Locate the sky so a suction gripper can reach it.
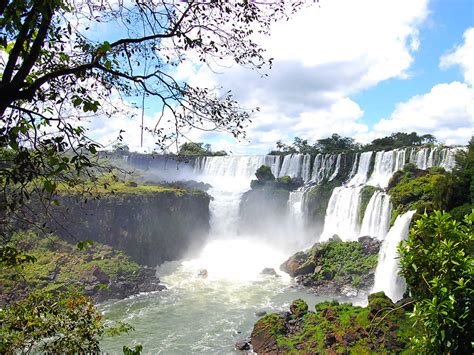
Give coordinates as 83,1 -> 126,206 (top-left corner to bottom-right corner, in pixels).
87,0 -> 474,154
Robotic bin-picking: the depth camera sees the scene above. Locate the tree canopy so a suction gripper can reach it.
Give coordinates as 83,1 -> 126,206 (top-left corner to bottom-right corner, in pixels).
271,132 -> 441,155
0,0 -> 313,256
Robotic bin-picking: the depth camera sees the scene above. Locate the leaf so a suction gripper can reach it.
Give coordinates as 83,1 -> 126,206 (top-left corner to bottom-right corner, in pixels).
43,180 -> 56,193
76,240 -> 94,250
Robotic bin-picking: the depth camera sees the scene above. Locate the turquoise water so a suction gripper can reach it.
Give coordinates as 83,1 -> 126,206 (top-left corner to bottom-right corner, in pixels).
99,239 -> 333,353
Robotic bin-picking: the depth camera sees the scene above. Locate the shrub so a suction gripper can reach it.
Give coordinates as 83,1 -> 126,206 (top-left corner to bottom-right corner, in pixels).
398,210 -> 474,353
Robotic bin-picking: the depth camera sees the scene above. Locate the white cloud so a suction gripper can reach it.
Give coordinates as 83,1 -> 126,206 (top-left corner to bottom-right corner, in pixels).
371,82 -> 474,145
440,27 -> 474,86
174,0 -> 430,152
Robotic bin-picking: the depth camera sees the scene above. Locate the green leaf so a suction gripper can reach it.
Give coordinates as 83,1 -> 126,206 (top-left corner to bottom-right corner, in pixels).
76,240 -> 94,250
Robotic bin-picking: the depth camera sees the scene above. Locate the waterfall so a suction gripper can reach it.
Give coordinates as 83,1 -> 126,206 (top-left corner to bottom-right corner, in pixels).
439,148 -> 458,170
288,188 -> 306,246
360,192 -> 391,240
320,186 -> 363,241
372,210 -> 416,302
278,154 -> 303,178
409,147 -> 461,171
301,154 -> 312,182
367,149 -> 406,188
195,155 -> 281,179
347,151 -> 373,186
328,154 -> 342,181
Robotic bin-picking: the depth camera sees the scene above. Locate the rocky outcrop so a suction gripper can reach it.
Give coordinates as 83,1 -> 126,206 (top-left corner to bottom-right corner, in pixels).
31,189 -> 210,267
249,294 -> 417,353
280,237 -> 381,296
0,232 -> 165,306
238,188 -> 289,235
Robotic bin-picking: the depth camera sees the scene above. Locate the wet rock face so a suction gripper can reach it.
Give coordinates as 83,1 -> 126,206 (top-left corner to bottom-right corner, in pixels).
41,191 -> 211,266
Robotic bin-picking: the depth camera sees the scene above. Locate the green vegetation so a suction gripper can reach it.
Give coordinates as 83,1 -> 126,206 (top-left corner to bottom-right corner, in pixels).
271,134 -> 360,155
250,165 -> 303,191
255,165 -> 275,182
0,290 -> 132,353
178,142 -> 227,156
364,132 -> 436,151
53,172 -> 204,196
0,231 -> 144,304
252,293 -> 420,353
310,241 -> 379,287
388,167 -> 446,215
271,132 -> 439,155
399,211 -> 473,353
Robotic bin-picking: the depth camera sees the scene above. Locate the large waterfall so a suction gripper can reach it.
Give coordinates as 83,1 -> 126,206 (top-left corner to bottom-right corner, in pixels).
372,210 -> 416,301
100,146 -> 461,352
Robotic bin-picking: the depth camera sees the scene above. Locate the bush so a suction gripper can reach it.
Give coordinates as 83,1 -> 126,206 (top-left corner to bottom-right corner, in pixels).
0,290 -> 132,353
398,210 -> 474,353
255,165 -> 275,182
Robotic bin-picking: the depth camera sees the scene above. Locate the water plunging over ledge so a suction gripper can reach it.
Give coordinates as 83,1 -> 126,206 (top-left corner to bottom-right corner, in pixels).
100,148 -> 459,351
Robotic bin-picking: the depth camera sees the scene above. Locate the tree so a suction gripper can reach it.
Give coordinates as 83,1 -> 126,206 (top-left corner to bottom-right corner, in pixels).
1,1 -> 314,351
315,133 -> 357,153
0,290 -> 133,353
398,211 -> 473,353
1,0 -> 313,255
179,142 -> 207,156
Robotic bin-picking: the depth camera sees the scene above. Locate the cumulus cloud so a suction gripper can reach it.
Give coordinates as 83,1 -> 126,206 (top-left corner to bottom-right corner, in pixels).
174,0 -> 430,152
440,27 -> 474,86
370,82 -> 474,145
87,0 -> 472,152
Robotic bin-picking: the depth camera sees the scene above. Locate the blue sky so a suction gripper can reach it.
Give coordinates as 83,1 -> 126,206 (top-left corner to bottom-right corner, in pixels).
88,0 -> 474,154
354,0 -> 473,127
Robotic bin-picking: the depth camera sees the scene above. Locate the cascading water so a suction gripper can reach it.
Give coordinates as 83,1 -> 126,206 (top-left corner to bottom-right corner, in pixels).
347,151 -> 372,186
359,192 -> 391,240
301,154 -> 312,182
320,186 -> 363,241
100,145 -> 462,352
311,154 -> 339,184
278,154 -> 302,178
372,210 -> 416,302
100,155 -> 327,352
367,149 -> 406,188
408,146 -> 461,171
288,188 -> 306,242
319,151 -> 373,242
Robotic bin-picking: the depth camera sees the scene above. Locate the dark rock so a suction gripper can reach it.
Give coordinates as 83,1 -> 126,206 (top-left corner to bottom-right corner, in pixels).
255,310 -> 267,317
322,269 -> 336,280
277,311 -> 291,322
238,188 -> 289,236
358,236 -> 381,255
328,235 -> 342,242
321,308 -> 336,322
235,340 -> 250,351
343,331 -> 358,344
261,268 -> 279,277
250,314 -> 286,354
91,264 -> 110,283
325,333 -> 337,347
280,251 -> 309,277
368,291 -> 395,319
290,299 -> 308,318
40,191 -> 211,267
